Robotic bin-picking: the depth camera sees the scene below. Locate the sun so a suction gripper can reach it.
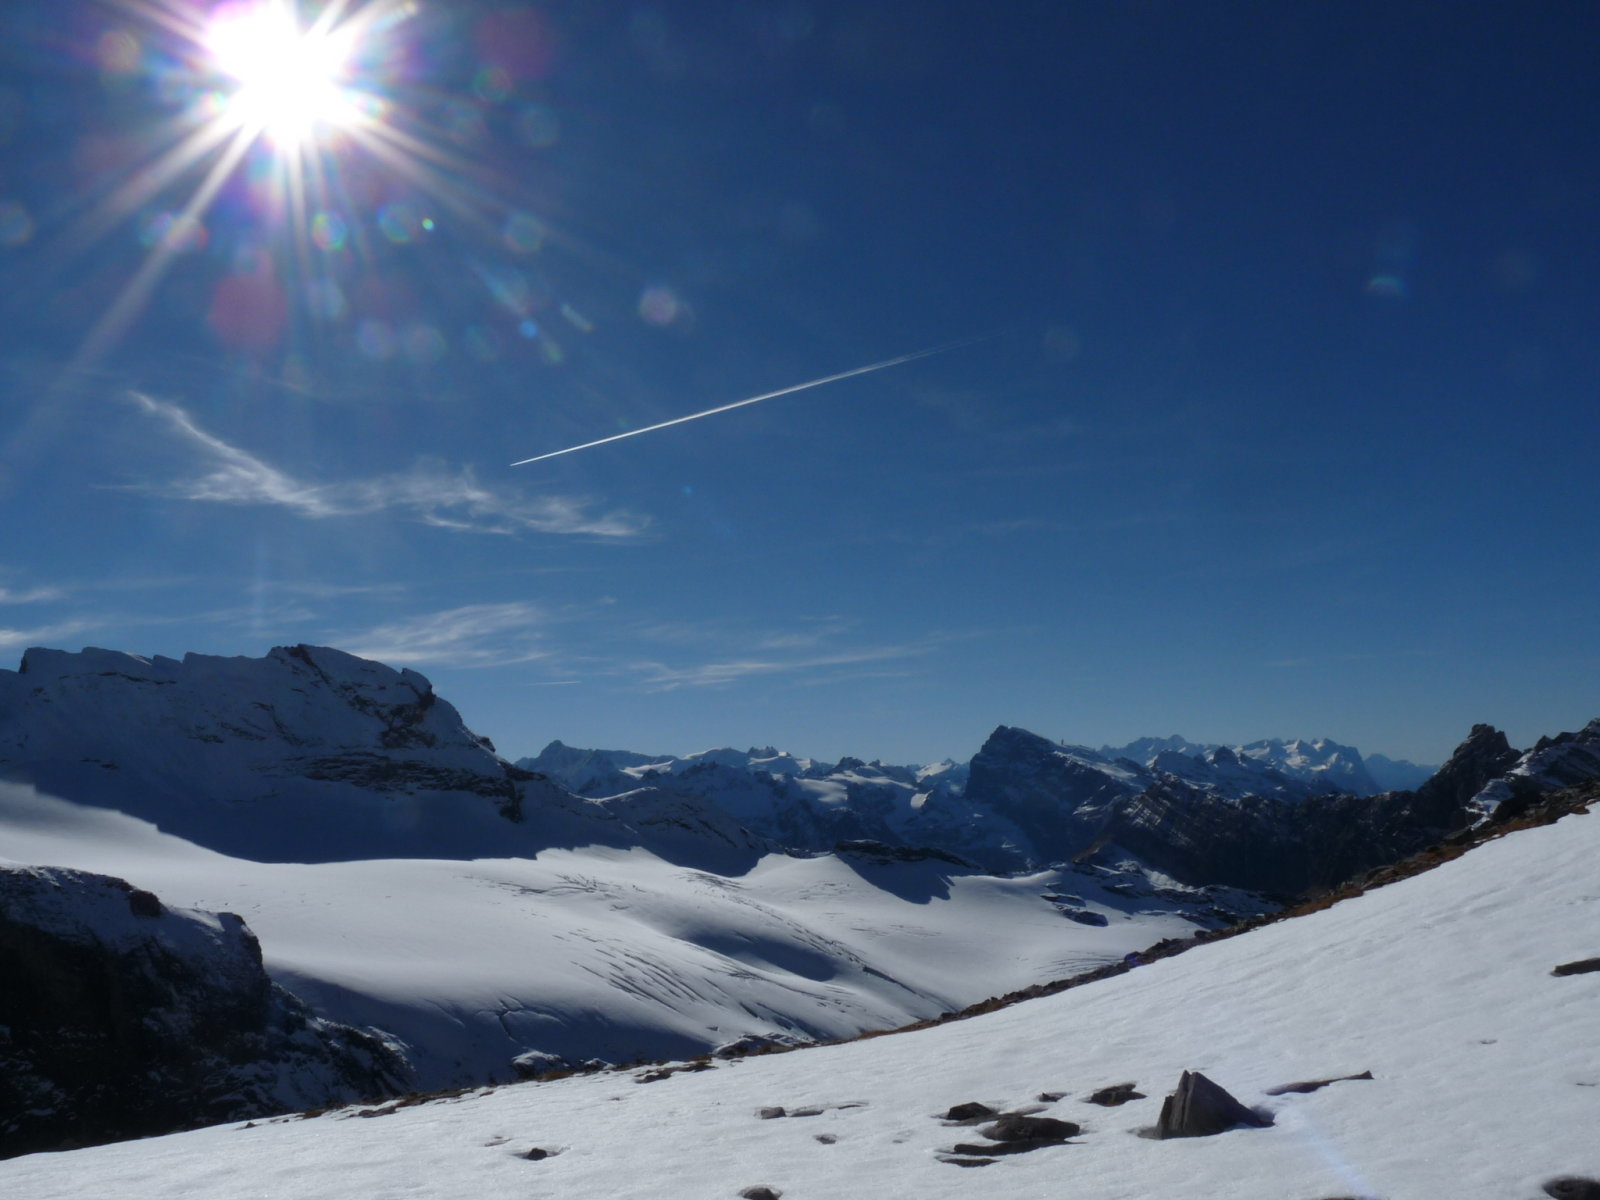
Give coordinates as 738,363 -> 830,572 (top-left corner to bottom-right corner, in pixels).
205,1 -> 360,149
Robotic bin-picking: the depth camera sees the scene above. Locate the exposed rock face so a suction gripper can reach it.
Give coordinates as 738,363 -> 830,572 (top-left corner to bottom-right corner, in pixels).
1469,719 -> 1600,820
965,727 -> 1143,861
1416,723 -> 1521,815
0,866 -> 410,1158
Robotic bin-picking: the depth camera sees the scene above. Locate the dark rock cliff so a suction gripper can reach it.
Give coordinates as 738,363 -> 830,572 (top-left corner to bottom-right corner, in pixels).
0,866 -> 411,1158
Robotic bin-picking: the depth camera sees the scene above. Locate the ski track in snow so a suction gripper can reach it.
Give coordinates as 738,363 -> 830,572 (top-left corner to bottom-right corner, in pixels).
3,793 -> 1597,1197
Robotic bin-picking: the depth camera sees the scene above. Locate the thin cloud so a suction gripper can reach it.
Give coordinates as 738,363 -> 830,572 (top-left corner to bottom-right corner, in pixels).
125,392 -> 647,538
0,619 -> 100,652
0,586 -> 66,605
629,643 -> 928,690
340,602 -> 548,667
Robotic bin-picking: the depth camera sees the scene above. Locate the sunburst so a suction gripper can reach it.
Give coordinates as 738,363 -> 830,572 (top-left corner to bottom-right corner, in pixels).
75,0 -> 450,362
205,0 -> 363,151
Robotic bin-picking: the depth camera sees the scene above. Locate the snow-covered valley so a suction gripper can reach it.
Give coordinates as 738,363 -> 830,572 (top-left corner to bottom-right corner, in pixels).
3,783 -> 1595,1200
0,781 -> 1238,1091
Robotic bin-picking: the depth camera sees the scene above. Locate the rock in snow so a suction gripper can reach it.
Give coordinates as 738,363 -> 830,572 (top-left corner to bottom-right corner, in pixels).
1153,1069 -> 1272,1138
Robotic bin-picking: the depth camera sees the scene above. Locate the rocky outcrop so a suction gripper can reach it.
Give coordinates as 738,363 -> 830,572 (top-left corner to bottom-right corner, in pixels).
965,727 -> 1145,861
1468,719 -> 1600,821
0,866 -> 410,1157
1153,1070 -> 1271,1138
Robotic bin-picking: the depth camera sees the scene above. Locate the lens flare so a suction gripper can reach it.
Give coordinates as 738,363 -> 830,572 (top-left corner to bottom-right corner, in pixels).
59,0 -> 582,374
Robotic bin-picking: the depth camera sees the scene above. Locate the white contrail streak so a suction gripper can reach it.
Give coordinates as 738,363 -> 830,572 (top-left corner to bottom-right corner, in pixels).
510,338 -> 978,467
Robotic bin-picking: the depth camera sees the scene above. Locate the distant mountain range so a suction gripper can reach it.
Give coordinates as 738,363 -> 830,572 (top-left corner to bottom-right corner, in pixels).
519,718 -> 1595,895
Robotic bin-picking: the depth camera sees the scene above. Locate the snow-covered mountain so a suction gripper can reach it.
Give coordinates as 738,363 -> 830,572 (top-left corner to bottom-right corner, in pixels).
4,778 -> 1595,1199
1102,734 -> 1397,796
532,725 -> 1478,895
0,645 -> 545,862
0,645 -> 782,873
523,740 -> 1019,871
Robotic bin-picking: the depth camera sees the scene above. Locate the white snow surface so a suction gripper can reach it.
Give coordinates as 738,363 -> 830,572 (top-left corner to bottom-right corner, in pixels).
4,799 -> 1595,1197
0,783 -> 1210,1091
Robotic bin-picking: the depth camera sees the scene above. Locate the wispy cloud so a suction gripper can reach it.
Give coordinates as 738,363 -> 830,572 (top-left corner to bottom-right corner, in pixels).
340,602 -> 548,667
628,643 -> 929,690
0,619 -> 100,652
125,392 -> 647,538
0,586 -> 66,604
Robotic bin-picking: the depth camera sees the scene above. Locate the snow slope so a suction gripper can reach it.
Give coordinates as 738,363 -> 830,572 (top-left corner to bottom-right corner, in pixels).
3,797 -> 1593,1198
0,783 -> 1236,1092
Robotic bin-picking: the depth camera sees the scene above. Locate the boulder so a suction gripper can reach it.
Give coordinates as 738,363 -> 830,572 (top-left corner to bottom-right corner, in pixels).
978,1113 -> 1081,1142
1154,1070 -> 1271,1139
1086,1082 -> 1145,1106
941,1101 -> 999,1123
1061,908 -> 1111,927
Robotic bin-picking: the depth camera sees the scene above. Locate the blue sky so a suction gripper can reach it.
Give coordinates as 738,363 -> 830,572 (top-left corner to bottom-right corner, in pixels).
1,1 -> 1596,766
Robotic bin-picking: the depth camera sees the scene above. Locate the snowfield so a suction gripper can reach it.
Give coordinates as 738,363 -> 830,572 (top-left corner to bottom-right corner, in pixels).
0,782 -> 1227,1090
3,797 -> 1595,1198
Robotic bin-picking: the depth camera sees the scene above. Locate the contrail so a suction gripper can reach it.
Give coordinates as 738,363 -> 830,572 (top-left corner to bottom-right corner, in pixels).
510,337 -> 981,467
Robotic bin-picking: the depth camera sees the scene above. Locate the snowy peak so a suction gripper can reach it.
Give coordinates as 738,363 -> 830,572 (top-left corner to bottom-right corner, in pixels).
519,742 -> 829,794
8,644 -> 490,764
0,645 -> 560,862
1103,733 -> 1208,762
1104,732 -> 1390,796
1236,736 -> 1379,796
524,736 -> 1028,872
